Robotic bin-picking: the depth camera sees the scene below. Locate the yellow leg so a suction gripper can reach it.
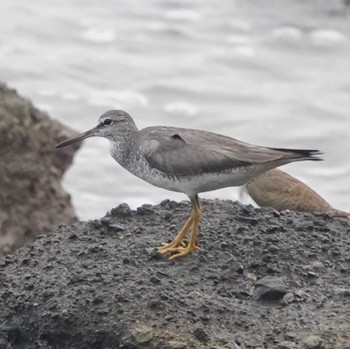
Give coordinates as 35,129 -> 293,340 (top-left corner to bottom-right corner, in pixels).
158,214 -> 193,254
159,195 -> 202,260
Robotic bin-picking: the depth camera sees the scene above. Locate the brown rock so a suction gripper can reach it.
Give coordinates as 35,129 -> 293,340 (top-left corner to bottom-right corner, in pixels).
243,168 -> 349,217
0,83 -> 80,257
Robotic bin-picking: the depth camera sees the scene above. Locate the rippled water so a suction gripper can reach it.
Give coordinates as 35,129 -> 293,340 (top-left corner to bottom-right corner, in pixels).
1,0 -> 350,219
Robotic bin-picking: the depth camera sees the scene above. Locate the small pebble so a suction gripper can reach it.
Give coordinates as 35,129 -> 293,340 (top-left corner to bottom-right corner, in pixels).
150,276 -> 161,284
302,335 -> 324,349
281,293 -> 295,305
193,328 -> 209,343
253,276 -> 287,301
131,325 -> 154,344
279,341 -> 297,349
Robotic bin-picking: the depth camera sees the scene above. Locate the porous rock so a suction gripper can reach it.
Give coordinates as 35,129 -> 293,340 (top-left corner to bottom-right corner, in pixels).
0,200 -> 349,348
0,83 -> 79,257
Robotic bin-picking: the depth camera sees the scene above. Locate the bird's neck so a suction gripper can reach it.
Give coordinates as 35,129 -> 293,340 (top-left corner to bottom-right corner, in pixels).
109,129 -> 137,166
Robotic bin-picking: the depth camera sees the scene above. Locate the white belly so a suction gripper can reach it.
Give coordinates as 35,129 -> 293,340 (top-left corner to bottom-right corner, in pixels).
141,165 -> 269,196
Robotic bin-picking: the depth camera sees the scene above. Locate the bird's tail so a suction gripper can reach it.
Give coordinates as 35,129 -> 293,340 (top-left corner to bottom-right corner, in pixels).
270,147 -> 323,162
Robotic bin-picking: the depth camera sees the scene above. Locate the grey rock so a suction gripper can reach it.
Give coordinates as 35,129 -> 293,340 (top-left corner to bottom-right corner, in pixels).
302,335 -> 324,349
310,261 -> 325,270
279,341 -> 297,349
193,328 -> 209,343
167,340 -> 188,349
253,276 -> 287,300
281,292 -> 295,305
108,223 -> 125,231
333,287 -> 350,297
110,203 -> 132,216
0,199 -> 349,349
294,290 -> 311,302
131,325 -> 154,344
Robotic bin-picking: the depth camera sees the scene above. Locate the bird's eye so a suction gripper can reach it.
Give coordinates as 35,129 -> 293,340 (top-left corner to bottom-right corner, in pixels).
103,118 -> 113,126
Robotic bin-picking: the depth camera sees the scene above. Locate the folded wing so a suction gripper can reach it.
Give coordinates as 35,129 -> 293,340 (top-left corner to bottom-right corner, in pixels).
136,127 -> 321,176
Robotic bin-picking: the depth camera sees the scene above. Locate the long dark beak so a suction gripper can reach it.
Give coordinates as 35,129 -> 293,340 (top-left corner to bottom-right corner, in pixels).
56,127 -> 98,148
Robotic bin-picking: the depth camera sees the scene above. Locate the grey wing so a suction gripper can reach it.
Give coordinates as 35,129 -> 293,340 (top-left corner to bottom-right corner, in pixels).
137,128 -> 286,176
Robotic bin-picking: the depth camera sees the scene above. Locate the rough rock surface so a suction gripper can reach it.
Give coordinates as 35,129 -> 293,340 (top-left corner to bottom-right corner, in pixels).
0,199 -> 349,349
0,83 -> 79,257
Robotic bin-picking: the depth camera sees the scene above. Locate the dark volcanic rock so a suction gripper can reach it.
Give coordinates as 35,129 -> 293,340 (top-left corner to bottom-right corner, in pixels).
0,83 -> 79,257
0,200 -> 349,348
253,276 -> 287,301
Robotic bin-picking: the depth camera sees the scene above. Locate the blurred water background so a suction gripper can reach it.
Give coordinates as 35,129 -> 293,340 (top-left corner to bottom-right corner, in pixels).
1,0 -> 350,220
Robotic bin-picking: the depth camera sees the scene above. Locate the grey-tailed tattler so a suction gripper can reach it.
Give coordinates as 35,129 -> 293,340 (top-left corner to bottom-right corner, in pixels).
56,110 -> 322,259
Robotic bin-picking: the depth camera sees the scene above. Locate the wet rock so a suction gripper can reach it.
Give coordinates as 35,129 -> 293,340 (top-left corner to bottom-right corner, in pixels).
253,276 -> 287,300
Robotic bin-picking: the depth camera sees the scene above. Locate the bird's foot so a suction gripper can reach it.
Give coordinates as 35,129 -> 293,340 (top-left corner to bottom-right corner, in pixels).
158,240 -> 186,255
168,244 -> 200,260
158,242 -> 200,260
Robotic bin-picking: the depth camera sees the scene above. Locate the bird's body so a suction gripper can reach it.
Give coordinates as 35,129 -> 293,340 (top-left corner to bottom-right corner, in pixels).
57,110 -> 322,259
109,125 -> 320,195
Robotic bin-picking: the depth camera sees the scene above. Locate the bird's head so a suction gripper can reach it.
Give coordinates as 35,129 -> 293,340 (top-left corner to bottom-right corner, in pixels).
56,110 -> 137,148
